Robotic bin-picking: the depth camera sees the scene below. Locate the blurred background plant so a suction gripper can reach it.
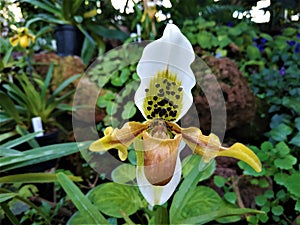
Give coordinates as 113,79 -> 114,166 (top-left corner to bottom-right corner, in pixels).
1,0 -> 300,224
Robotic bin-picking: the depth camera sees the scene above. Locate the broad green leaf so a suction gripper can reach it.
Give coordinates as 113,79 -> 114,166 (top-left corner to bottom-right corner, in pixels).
57,172 -> 107,224
289,133 -> 300,147
271,205 -> 284,216
274,155 -> 297,170
121,101 -> 136,120
0,193 -> 17,203
295,118 -> 300,131
182,155 -> 215,182
247,45 -> 260,60
197,31 -> 214,49
282,97 -> 300,114
214,175 -> 227,187
67,211 -> 102,225
270,123 -> 293,141
180,186 -> 223,219
283,27 -> 296,36
88,182 -> 142,218
255,195 -> 267,206
0,173 -> 82,183
274,173 -> 287,186
224,192 -> 237,204
111,163 -> 136,184
275,141 -> 290,157
284,173 -> 300,197
106,101 -> 117,115
180,207 -> 264,224
170,158 -> 215,223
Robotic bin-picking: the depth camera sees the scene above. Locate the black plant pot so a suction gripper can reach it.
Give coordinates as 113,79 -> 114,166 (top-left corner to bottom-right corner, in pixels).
54,24 -> 84,56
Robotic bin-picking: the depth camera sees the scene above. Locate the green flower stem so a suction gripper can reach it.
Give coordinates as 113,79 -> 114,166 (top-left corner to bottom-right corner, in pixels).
0,202 -> 21,225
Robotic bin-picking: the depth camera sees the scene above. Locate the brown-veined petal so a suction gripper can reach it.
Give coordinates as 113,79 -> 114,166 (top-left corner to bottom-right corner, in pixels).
89,122 -> 148,161
135,132 -> 182,206
142,131 -> 182,185
168,122 -> 262,173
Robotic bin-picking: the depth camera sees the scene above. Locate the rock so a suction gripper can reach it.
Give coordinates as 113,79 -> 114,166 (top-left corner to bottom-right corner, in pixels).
192,56 -> 256,133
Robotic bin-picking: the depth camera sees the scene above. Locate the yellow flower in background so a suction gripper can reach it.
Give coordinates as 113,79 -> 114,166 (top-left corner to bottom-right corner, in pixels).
9,27 -> 35,48
141,1 -> 157,22
90,24 -> 262,206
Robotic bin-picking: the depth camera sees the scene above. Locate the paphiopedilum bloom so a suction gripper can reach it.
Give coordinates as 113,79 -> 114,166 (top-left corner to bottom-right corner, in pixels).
9,27 -> 35,48
90,24 -> 262,206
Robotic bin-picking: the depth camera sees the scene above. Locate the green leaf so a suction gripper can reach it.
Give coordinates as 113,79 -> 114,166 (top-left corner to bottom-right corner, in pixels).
88,182 -> 142,218
178,186 -> 223,220
295,118 -> 300,131
121,101 -> 136,120
271,205 -> 284,216
182,155 -> 215,182
0,193 -> 17,203
274,155 -> 297,170
57,172 -> 107,224
283,27 -> 296,36
0,173 -> 82,183
86,24 -> 129,40
282,97 -> 300,114
40,62 -> 54,100
67,211 -> 106,225
290,133 -> 300,147
170,159 -> 215,223
247,45 -> 260,60
275,141 -> 290,157
260,33 -> 273,41
106,101 -> 117,115
197,31 -> 214,49
284,173 -> 300,197
81,36 -> 96,65
0,142 -> 89,172
269,123 -> 293,141
180,208 -> 264,224
255,195 -> 267,206
224,192 -> 237,204
111,163 -> 136,184
0,148 -> 23,157
0,91 -> 21,124
1,131 -> 40,149
261,141 -> 273,151
274,173 -> 287,186
214,175 -> 227,187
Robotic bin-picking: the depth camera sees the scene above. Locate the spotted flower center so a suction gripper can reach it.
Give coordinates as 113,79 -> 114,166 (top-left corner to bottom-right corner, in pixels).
143,68 -> 183,121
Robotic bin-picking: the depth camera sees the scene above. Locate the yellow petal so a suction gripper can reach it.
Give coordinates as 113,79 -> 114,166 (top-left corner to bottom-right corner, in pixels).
89,122 -> 148,161
19,36 -> 30,48
171,123 -> 262,173
83,8 -> 97,18
218,143 -> 262,172
9,36 -> 19,46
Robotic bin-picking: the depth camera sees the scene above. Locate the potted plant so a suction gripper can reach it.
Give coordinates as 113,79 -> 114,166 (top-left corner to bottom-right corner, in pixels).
0,62 -> 80,139
21,0 -> 128,62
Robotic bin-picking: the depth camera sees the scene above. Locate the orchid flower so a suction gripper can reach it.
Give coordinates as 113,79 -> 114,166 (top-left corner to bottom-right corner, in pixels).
90,24 -> 262,206
9,27 -> 35,48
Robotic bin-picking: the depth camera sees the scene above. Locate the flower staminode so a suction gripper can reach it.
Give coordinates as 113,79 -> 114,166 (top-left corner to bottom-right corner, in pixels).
90,24 -> 262,206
